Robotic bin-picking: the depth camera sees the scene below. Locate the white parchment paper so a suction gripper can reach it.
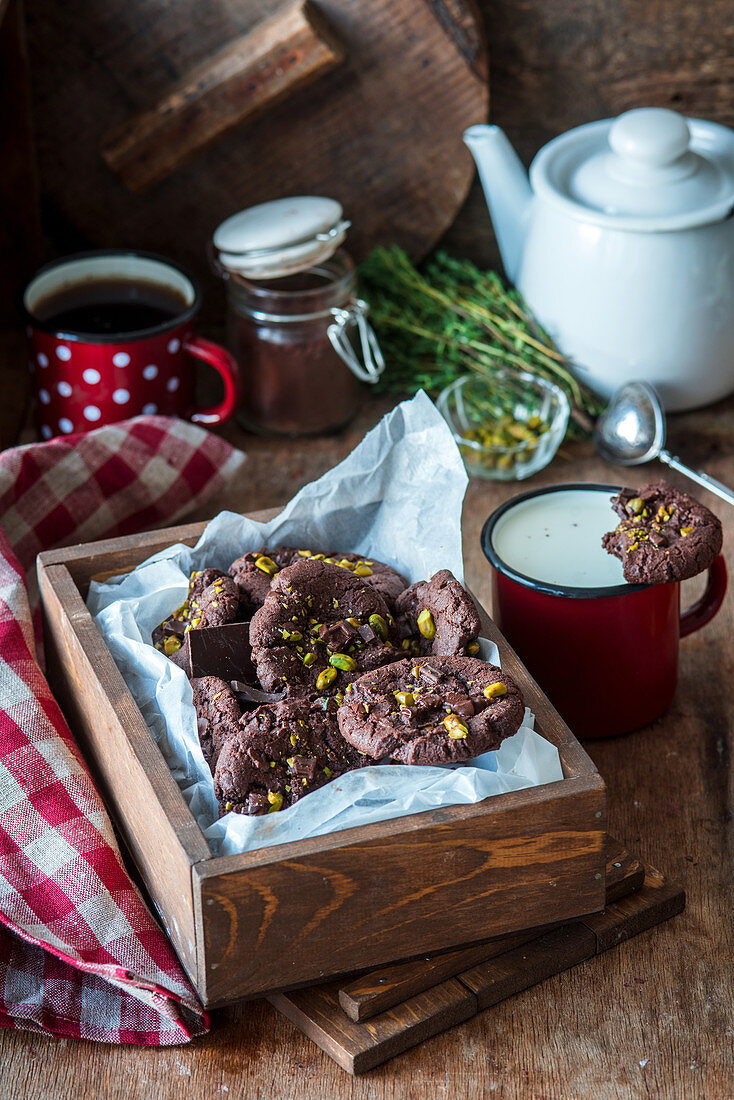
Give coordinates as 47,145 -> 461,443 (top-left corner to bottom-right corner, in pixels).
88,392 -> 563,856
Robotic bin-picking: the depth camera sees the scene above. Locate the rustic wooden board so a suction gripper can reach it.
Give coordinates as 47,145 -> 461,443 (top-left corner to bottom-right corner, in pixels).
270,861 -> 684,1074
338,837 -> 642,1022
270,978 -> 477,1077
26,0 -> 488,305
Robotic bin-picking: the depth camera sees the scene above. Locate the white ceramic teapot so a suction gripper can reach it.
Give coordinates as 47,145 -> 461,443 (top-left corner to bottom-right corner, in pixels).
464,108 -> 734,411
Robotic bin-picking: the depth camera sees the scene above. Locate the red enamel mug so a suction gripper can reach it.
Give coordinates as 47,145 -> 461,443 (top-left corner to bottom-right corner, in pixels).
481,483 -> 727,738
23,251 -> 241,438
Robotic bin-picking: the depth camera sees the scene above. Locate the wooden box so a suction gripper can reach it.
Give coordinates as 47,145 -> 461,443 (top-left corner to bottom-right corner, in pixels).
37,518 -> 607,1008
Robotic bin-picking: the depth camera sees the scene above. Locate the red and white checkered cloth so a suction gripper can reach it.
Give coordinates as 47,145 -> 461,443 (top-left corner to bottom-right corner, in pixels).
0,416 -> 245,1044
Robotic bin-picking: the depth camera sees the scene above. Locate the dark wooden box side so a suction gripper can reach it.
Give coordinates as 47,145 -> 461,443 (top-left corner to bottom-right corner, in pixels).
193,773 -> 605,1005
38,559 -> 210,982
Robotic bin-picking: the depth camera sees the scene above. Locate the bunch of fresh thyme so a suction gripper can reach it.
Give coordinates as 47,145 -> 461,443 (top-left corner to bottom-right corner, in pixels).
359,247 -> 604,434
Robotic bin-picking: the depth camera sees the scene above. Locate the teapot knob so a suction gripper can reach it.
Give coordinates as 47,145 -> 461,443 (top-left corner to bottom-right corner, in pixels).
609,108 -> 690,168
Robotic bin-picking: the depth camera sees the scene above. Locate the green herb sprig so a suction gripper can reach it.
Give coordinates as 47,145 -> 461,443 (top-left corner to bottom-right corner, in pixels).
359,247 -> 604,434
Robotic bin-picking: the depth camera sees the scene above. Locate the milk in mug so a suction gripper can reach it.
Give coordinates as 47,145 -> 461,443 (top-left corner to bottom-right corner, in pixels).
490,487 -> 627,589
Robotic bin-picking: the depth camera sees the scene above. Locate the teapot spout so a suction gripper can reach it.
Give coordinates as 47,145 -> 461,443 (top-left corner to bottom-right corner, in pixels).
463,124 -> 532,284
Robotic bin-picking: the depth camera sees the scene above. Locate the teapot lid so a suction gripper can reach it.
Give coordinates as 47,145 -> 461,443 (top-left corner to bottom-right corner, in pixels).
212,196 -> 350,279
531,108 -> 734,231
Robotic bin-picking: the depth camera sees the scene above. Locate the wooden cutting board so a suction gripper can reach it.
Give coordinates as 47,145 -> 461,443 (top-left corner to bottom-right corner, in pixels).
269,841 -> 685,1074
27,0 -> 488,301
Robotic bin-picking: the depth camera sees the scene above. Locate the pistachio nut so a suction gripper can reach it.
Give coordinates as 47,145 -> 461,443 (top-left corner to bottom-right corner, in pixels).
443,714 -> 468,738
303,652 -> 316,667
316,667 -> 338,691
254,554 -> 278,575
679,526 -> 694,536
626,497 -> 644,515
164,636 -> 182,656
267,792 -> 284,812
330,653 -> 357,672
483,682 -> 507,700
417,608 -> 436,640
394,690 -> 415,707
353,563 -> 373,577
466,641 -> 480,656
368,613 -> 388,641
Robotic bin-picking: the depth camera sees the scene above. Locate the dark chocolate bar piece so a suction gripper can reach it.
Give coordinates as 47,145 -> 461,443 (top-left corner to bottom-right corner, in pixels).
172,622 -> 256,682
230,680 -> 286,705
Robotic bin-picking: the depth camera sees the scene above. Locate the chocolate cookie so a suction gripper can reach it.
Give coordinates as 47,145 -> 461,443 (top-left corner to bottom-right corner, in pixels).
214,694 -> 369,816
394,570 -> 482,657
306,550 -> 407,606
338,656 -> 524,765
152,568 -> 240,656
249,558 -> 399,697
602,482 -> 723,584
192,675 -> 243,770
229,546 -> 407,612
228,547 -> 303,613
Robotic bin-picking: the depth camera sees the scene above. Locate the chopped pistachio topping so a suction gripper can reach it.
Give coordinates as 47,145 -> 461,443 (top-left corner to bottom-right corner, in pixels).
254,554 -> 278,575
368,613 -> 388,641
443,713 -> 468,738
483,682 -> 507,700
330,652 -> 357,672
417,608 -> 436,640
316,667 -> 338,691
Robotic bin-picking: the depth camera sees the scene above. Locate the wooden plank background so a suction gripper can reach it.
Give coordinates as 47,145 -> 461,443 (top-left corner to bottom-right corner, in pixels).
22,0 -> 734,275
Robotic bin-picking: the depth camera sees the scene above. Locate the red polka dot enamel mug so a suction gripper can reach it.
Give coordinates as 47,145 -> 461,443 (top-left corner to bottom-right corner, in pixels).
24,251 -> 241,438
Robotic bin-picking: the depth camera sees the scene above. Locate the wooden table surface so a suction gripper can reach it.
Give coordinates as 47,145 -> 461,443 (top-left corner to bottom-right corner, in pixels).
1,394 -> 733,1099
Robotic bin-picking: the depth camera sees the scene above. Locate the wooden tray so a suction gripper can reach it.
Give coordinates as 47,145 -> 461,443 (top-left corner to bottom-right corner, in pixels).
37,517 -> 606,1008
270,840 -> 685,1074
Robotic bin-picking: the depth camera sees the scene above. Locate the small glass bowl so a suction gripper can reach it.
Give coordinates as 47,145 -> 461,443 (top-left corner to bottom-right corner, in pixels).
437,370 -> 570,481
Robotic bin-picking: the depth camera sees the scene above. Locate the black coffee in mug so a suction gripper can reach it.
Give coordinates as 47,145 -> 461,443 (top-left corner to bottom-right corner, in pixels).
33,277 -> 189,336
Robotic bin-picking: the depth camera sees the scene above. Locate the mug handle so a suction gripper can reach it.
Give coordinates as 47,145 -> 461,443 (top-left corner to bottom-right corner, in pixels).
183,335 -> 242,425
680,554 -> 727,637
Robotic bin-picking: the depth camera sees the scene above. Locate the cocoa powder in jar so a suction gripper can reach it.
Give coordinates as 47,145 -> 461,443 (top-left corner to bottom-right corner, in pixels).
226,259 -> 360,436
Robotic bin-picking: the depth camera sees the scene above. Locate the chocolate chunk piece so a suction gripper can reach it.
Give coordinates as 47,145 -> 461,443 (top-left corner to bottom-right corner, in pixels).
214,694 -> 369,816
192,676 -> 244,771
249,559 -> 400,697
173,622 -> 256,683
395,570 -> 482,657
338,656 -> 524,766
602,481 -> 723,584
230,680 -> 286,705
